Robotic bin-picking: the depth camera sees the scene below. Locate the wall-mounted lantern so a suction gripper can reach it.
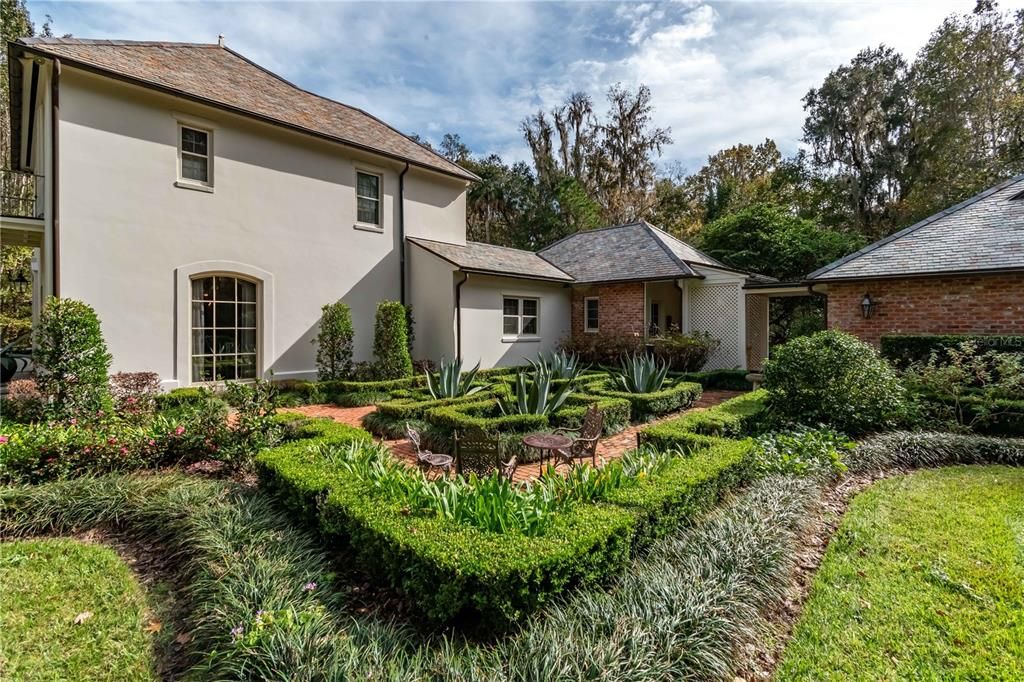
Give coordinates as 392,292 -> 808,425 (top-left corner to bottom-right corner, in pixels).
6,269 -> 30,295
861,293 -> 876,319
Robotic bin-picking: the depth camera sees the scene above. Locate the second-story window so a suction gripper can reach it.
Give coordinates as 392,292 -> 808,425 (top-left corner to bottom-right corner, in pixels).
356,171 -> 381,226
180,125 -> 211,185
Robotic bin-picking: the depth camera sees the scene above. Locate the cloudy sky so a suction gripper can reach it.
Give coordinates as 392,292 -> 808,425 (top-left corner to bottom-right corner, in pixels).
28,0 -> 1024,172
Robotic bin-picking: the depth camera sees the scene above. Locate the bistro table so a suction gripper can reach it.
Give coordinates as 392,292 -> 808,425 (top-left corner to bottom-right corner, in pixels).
521,432 -> 573,470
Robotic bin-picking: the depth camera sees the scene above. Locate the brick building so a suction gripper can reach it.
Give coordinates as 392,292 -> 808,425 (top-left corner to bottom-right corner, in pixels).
807,175 -> 1024,346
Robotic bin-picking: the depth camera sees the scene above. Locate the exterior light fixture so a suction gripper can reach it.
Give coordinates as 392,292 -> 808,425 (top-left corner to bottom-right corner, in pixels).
861,293 -> 875,319
6,269 -> 30,294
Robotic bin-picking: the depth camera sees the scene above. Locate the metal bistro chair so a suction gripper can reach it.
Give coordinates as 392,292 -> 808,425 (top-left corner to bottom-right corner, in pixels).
405,422 -> 453,477
553,404 -> 604,468
454,428 -> 517,481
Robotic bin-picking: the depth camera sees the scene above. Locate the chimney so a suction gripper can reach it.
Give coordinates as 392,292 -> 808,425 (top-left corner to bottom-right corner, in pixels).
217,34 -> 225,47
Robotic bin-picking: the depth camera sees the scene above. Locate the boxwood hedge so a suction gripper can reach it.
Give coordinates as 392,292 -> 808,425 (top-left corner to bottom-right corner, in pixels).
256,408 -> 755,631
587,379 -> 702,421
639,390 -> 768,449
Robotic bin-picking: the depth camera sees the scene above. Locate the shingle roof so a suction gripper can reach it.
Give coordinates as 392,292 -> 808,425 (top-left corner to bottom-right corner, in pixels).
537,221 -> 738,283
13,38 -> 476,181
808,174 -> 1024,281
408,238 -> 574,282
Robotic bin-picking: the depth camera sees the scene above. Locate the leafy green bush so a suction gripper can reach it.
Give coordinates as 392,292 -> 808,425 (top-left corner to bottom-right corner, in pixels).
313,300 -> 354,380
614,354 -> 669,393
273,380 -> 324,406
372,301 -> 413,380
222,379 -> 282,470
751,427 -> 852,478
903,341 -> 1024,433
639,390 -> 768,451
649,330 -> 718,371
881,333 -> 1024,368
675,368 -> 754,391
33,297 -> 113,419
108,371 -> 160,424
560,332 -> 645,367
425,357 -> 486,399
762,330 -> 906,435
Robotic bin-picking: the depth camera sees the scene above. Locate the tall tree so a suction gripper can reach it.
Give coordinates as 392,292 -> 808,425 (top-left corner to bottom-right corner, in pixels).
802,46 -> 914,237
905,3 -> 1024,220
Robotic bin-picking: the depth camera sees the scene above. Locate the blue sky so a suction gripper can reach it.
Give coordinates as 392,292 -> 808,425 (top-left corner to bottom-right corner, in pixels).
29,1 -> 1024,172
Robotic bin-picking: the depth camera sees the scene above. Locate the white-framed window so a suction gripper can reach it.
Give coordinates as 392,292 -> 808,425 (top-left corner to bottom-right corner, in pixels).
178,124 -> 212,187
356,170 -> 382,227
584,297 -> 599,333
503,296 -> 539,338
190,275 -> 258,382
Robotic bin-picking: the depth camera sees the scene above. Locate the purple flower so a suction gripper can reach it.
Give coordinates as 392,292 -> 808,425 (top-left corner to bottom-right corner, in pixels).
302,581 -> 317,592
230,624 -> 244,640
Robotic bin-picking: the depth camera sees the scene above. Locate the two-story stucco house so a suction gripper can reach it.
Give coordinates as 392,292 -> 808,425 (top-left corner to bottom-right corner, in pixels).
3,38 -> 777,389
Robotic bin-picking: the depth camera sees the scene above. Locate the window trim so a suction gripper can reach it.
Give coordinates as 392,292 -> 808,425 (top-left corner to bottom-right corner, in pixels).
354,168 -> 383,231
502,295 -> 541,341
176,122 -> 214,191
188,273 -> 261,384
584,296 -> 599,333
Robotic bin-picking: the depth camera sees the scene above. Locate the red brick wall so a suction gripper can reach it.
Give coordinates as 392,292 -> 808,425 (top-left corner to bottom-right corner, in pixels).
571,283 -> 645,339
826,273 -> 1024,346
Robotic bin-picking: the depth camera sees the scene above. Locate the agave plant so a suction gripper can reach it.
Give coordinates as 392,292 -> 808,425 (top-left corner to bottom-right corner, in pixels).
526,350 -> 586,381
499,367 -> 574,415
425,357 -> 485,399
614,354 -> 669,393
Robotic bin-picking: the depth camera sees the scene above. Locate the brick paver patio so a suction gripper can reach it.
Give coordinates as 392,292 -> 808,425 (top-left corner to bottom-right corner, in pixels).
283,389 -> 743,483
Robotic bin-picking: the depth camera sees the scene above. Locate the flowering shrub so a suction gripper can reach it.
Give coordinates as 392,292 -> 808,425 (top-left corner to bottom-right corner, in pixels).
109,371 -> 161,424
2,378 -> 45,423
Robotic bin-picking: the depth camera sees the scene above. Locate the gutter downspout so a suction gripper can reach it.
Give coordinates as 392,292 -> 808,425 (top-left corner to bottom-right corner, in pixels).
455,272 -> 469,360
674,279 -> 685,332
51,57 -> 60,297
398,162 -> 410,305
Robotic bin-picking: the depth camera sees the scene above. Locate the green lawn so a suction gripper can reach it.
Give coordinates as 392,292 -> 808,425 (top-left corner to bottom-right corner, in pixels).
778,465 -> 1024,681
0,538 -> 157,681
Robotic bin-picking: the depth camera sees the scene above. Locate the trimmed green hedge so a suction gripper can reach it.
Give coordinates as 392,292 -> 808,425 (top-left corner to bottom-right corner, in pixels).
639,390 -> 768,449
587,379 -> 702,420
881,334 -> 1024,368
256,411 -> 755,631
674,368 -> 754,391
424,398 -> 549,435
551,394 -> 632,435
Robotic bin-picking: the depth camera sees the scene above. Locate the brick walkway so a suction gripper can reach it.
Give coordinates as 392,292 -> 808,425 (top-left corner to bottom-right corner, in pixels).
282,389 -> 743,483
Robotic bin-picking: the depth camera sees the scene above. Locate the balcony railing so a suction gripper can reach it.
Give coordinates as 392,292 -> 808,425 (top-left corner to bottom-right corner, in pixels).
1,169 -> 44,219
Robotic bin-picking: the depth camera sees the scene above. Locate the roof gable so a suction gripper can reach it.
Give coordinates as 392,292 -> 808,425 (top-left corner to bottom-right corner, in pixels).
15,38 -> 476,181
808,174 -> 1024,281
537,221 -> 741,283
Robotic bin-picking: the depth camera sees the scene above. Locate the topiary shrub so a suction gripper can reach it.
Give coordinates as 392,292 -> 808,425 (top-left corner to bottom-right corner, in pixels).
372,301 -> 413,380
762,330 -> 906,435
33,297 -> 113,419
313,300 -> 354,381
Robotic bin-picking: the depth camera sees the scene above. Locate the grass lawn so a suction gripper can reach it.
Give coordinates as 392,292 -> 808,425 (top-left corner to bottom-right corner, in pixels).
778,465 -> 1024,681
0,538 -> 157,681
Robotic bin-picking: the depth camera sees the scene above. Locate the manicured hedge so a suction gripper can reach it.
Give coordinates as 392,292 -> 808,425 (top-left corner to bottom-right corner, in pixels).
639,390 -> 768,450
910,391 -> 1024,437
256,411 -> 755,631
881,334 -> 1024,368
587,379 -> 702,420
552,394 -> 632,435
424,398 -> 549,435
674,368 -> 754,391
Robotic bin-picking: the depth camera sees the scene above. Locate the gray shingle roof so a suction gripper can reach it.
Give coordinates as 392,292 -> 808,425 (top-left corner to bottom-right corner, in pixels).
408,238 -> 574,282
14,38 -> 476,181
808,174 -> 1024,281
537,221 -> 737,283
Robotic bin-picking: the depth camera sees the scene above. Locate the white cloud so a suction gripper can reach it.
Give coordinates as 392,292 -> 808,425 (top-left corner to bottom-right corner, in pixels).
28,0 -> 1024,171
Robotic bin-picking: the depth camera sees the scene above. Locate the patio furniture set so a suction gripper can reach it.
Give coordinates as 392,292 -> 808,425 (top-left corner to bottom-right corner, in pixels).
405,404 -> 605,480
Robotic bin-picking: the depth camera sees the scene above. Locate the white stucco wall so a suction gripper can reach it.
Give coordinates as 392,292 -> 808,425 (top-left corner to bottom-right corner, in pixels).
54,68 -> 468,386
407,246 -> 457,362
459,275 -> 571,368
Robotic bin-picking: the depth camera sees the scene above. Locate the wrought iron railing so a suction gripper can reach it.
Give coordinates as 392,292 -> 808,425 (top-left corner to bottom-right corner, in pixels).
1,169 -> 43,219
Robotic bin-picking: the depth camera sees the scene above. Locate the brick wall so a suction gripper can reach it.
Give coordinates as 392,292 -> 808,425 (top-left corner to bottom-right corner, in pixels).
570,282 -> 645,339
826,273 -> 1024,346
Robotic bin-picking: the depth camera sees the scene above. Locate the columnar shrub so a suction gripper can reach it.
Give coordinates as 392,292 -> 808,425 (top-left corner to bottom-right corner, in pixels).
372,301 -> 413,380
762,330 -> 906,435
313,300 -> 354,380
33,297 -> 113,419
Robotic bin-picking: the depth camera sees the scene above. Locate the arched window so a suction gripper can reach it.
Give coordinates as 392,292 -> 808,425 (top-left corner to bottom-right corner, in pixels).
190,275 -> 258,382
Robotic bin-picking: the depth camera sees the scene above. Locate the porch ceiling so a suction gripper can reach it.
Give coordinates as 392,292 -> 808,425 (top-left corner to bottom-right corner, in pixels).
0,217 -> 44,248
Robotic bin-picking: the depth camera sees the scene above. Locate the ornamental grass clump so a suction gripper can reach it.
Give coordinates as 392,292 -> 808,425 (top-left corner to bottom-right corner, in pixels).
425,357 -> 485,399
614,353 -> 669,393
